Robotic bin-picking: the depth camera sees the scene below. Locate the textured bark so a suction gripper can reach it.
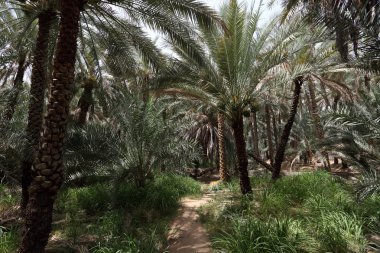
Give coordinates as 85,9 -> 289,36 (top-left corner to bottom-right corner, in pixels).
320,82 -> 331,108
2,55 -> 27,121
364,73 -> 371,91
20,1 -> 81,252
232,111 -> 252,194
217,112 -> 229,181
332,94 -> 341,111
335,24 -> 349,63
272,77 -> 303,180
250,153 -> 273,172
250,112 -> 259,157
271,108 -> 279,148
21,11 -> 54,216
265,104 -> 274,165
78,79 -> 95,125
307,80 -> 330,170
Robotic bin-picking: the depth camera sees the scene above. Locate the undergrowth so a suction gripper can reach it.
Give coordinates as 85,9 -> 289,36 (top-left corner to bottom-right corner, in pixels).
0,173 -> 201,252
54,173 -> 201,252
201,171 -> 375,253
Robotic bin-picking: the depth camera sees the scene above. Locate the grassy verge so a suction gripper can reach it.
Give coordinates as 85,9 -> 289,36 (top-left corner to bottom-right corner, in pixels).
200,171 -> 379,253
0,173 -> 202,253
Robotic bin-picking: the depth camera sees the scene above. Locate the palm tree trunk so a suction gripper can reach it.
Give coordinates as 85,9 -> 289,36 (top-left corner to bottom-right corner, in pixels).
78,79 -> 95,125
265,104 -> 274,165
364,73 -> 370,91
2,54 -> 27,121
272,77 -> 303,180
232,111 -> 252,194
307,80 -> 330,169
20,1 -> 81,252
217,112 -> 229,181
20,11 -> 54,216
320,83 -> 331,108
250,112 -> 259,157
271,108 -> 279,148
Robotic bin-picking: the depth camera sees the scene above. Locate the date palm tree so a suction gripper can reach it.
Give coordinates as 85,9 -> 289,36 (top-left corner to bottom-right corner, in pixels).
159,1 -> 308,193
251,17 -> 353,179
19,0 -> 223,251
279,0 -> 380,69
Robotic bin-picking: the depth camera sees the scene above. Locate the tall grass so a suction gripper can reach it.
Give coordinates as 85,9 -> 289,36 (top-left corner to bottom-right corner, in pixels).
0,184 -> 19,213
206,171 -> 370,253
213,216 -> 315,253
54,173 -> 201,252
0,227 -> 19,253
317,212 -> 366,253
57,173 -> 202,215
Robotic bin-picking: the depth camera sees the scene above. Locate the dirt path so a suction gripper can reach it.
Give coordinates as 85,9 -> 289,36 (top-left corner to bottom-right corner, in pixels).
167,192 -> 214,253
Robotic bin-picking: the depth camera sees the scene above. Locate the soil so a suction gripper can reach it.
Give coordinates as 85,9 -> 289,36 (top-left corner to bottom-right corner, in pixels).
167,172 -> 218,253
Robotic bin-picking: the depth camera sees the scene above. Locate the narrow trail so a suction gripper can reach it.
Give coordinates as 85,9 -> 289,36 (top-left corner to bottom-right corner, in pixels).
167,174 -> 218,253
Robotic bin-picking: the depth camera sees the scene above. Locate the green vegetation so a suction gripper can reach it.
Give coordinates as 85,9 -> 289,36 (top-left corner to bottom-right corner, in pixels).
0,227 -> 19,253
201,172 -> 377,253
0,0 -> 380,252
0,174 -> 201,252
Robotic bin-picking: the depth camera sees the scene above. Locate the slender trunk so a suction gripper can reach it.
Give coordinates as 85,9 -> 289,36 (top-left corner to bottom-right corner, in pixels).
271,108 -> 278,149
320,83 -> 331,108
2,55 -> 27,121
332,93 -> 341,166
307,80 -> 330,170
272,77 -> 303,179
20,11 -> 54,216
20,1 -> 81,252
232,111 -> 252,194
364,73 -> 371,91
217,112 -> 229,181
265,104 -> 274,165
78,79 -> 95,125
250,112 -> 259,157
335,24 -> 349,63
332,94 -> 341,111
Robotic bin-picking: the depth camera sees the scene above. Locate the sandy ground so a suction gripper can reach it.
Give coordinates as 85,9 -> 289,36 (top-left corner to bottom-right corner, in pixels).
167,193 -> 214,253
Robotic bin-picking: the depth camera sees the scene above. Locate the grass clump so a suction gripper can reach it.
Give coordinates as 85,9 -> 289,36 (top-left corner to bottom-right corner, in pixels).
213,216 -> 314,253
202,171 -> 370,253
0,184 -> 19,213
0,227 -> 19,253
317,212 -> 366,253
53,173 -> 201,251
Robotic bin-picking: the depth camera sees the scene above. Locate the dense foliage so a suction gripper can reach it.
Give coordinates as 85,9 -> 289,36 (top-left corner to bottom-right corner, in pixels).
0,0 -> 379,252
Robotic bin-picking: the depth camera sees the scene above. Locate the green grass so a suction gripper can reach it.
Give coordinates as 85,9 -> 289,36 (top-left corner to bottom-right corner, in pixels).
53,173 -> 202,252
0,227 -> 19,253
213,216 -> 315,253
201,171 -> 371,253
0,184 -> 19,213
